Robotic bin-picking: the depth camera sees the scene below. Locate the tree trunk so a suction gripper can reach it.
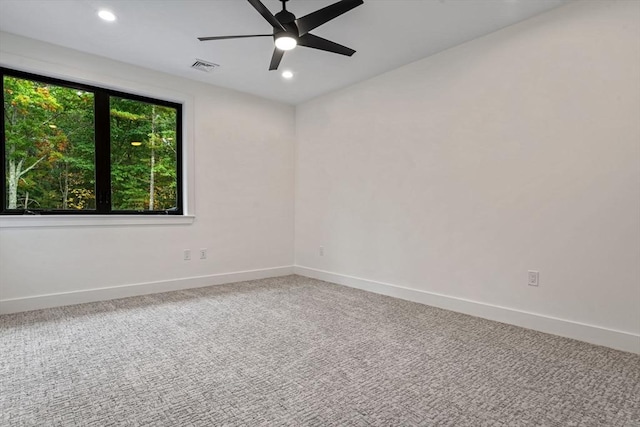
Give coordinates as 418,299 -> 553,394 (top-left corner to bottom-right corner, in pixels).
149,148 -> 155,210
61,162 -> 69,210
149,106 -> 156,211
7,149 -> 47,209
7,158 -> 23,209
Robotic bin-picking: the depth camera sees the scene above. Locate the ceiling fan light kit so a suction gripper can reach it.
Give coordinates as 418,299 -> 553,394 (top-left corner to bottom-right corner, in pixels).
274,33 -> 297,51
198,0 -> 363,70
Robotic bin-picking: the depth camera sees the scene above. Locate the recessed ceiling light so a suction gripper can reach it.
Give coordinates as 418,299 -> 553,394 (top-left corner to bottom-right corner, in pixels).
98,10 -> 116,22
282,70 -> 294,79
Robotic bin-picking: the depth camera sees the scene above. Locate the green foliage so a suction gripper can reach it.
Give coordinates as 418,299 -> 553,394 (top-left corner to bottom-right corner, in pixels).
3,76 -> 178,211
110,97 -> 177,211
3,76 -> 94,210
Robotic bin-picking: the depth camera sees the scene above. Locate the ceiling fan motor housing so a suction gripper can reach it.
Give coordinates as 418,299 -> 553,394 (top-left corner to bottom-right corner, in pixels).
274,9 -> 298,41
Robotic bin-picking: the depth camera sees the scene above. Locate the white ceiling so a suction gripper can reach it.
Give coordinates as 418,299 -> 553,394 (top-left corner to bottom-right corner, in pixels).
0,0 -> 569,105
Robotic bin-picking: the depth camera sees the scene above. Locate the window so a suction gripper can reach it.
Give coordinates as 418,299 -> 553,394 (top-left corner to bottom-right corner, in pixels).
1,68 -> 182,215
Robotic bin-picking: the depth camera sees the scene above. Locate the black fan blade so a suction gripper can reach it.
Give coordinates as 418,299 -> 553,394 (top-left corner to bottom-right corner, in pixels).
198,34 -> 272,41
296,0 -> 363,36
298,33 -> 355,56
247,0 -> 286,31
269,48 -> 285,70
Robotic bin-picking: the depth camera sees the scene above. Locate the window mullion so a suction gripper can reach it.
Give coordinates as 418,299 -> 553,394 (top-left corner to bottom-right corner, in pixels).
95,92 -> 111,214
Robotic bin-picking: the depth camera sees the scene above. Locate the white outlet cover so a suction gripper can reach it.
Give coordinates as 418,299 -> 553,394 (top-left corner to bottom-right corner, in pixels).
528,270 -> 539,286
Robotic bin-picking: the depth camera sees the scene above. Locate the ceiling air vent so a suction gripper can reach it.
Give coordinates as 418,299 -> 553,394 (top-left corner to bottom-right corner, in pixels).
191,59 -> 219,73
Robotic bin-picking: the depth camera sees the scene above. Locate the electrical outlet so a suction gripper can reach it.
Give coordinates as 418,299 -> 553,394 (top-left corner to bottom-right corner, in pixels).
199,248 -> 207,260
184,249 -> 191,261
319,246 -> 324,256
528,270 -> 539,287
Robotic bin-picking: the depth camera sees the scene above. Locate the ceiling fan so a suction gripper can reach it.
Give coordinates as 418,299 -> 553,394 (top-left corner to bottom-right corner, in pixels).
198,0 -> 364,71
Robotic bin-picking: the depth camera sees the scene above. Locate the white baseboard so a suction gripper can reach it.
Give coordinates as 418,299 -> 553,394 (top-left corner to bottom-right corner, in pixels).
294,266 -> 640,355
0,266 -> 294,315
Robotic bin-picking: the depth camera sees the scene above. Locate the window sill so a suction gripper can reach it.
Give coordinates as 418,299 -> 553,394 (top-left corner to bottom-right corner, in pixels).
0,215 -> 195,229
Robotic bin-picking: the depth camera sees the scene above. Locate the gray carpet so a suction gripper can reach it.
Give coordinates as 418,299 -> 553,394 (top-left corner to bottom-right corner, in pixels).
1,275 -> 639,426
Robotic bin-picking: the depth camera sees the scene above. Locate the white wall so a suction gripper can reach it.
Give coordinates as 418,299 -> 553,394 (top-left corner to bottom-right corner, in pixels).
295,1 -> 640,350
0,33 -> 295,308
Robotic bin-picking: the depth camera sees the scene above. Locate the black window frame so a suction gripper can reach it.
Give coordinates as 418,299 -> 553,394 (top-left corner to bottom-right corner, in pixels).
1,67 -> 183,215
